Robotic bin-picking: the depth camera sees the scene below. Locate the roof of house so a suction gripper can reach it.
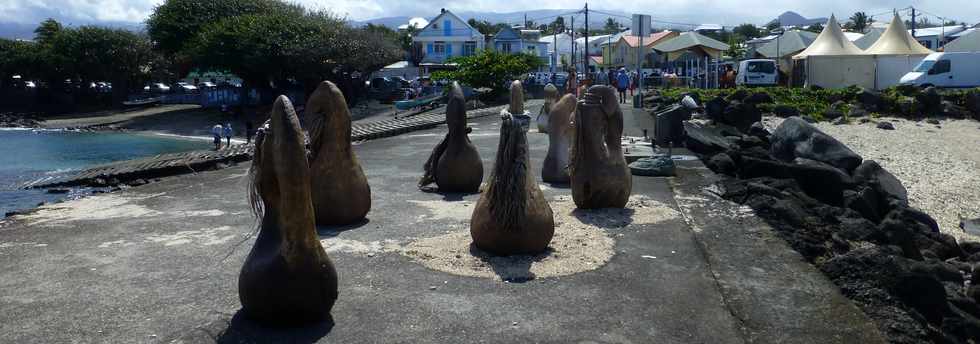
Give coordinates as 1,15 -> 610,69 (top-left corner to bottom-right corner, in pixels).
621,31 -> 677,48
793,15 -> 864,59
651,31 -> 730,53
756,30 -> 819,58
418,9 -> 482,38
746,34 -> 779,44
911,25 -> 967,38
944,28 -> 980,52
865,13 -> 933,55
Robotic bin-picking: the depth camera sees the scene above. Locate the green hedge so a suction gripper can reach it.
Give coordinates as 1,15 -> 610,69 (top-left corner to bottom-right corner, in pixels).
655,86 -> 980,121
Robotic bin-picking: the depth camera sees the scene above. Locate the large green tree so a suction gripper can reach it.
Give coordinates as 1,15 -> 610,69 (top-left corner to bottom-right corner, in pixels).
33,18 -> 63,45
146,0 -> 303,55
52,26 -> 154,103
431,50 -> 541,99
187,10 -> 400,97
733,23 -> 761,40
0,39 -> 39,89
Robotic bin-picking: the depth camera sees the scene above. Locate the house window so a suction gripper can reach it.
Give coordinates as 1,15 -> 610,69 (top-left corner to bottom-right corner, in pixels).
463,42 -> 477,56
434,41 -> 446,54
502,42 -> 512,53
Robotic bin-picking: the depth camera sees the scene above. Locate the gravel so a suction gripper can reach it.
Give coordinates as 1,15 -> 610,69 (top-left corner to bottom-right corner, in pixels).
764,116 -> 980,244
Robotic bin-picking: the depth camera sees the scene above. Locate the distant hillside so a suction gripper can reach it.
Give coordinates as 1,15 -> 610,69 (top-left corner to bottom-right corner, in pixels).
0,21 -> 144,40
767,11 -> 827,27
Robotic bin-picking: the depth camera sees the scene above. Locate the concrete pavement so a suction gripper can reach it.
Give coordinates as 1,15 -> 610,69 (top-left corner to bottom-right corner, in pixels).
0,103 -> 883,343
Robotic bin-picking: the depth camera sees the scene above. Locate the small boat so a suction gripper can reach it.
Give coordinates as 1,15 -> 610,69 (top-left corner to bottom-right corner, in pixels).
394,94 -> 441,111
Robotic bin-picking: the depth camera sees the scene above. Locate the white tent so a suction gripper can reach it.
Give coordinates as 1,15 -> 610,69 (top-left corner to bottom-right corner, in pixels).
944,29 -> 980,52
793,15 -> 875,89
864,13 -> 934,89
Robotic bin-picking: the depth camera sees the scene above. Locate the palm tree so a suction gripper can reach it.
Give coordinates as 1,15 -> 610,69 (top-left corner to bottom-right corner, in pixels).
848,12 -> 873,33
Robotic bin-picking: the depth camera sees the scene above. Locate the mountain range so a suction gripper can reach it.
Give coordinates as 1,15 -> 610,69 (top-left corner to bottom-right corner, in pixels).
766,11 -> 828,27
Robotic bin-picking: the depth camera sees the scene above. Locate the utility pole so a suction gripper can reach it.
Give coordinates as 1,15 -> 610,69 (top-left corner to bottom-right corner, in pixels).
552,28 -> 558,74
584,3 -> 590,80
911,7 -> 917,38
571,16 -> 575,74
524,13 -> 527,28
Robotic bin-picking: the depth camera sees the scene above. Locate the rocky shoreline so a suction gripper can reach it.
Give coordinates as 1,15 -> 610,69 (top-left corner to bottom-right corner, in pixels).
0,112 -> 44,128
679,99 -> 980,342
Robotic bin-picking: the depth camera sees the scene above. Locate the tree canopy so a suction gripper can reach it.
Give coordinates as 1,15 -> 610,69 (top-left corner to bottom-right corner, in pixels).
146,0 -> 304,55
431,50 -> 541,99
846,12 -> 873,33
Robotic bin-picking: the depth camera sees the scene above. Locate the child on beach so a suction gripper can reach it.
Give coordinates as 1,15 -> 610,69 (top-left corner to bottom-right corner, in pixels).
211,123 -> 223,150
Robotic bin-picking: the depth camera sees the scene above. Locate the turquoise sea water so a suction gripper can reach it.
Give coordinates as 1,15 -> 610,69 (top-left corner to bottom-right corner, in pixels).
0,129 -> 208,217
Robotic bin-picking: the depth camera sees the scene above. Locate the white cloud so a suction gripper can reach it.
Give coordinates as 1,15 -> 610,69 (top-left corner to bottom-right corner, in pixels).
1,0 -> 977,27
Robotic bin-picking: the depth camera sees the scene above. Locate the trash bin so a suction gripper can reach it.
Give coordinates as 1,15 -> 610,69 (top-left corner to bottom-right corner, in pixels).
654,104 -> 692,148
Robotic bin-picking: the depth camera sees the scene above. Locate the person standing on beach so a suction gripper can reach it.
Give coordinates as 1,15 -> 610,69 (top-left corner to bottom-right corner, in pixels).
211,123 -> 223,150
224,123 -> 233,147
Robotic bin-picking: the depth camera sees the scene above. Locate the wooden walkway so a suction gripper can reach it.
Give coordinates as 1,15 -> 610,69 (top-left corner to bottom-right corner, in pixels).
25,102 -> 536,189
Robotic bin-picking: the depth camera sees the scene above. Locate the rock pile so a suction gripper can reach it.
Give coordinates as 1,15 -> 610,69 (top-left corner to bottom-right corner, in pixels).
0,112 -> 42,128
686,116 -> 980,343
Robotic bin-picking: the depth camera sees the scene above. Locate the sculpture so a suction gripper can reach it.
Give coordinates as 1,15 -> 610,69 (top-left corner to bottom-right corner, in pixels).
240,96 -> 338,324
418,82 -> 483,192
306,81 -> 371,226
570,85 -> 632,209
536,83 -> 559,133
471,81 -> 555,255
541,94 -> 576,183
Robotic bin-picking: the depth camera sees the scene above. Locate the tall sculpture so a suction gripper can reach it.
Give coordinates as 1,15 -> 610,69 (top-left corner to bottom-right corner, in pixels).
570,85 -> 632,209
306,81 -> 371,226
541,94 -> 576,183
418,82 -> 483,192
240,96 -> 338,324
536,83 -> 559,133
471,81 -> 555,255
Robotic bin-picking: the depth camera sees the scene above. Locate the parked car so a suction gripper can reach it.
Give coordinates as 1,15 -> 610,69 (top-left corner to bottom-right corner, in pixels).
174,82 -> 198,92
144,83 -> 171,93
736,59 -> 778,86
198,81 -> 218,89
900,52 -> 980,88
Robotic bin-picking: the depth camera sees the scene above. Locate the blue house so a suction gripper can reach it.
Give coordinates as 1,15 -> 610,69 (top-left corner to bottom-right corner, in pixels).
492,26 -> 550,70
412,9 -> 486,72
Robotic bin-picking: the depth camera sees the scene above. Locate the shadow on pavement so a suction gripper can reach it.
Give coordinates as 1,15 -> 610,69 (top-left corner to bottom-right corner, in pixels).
469,243 -> 552,283
316,218 -> 370,238
214,310 -> 334,344
571,207 -> 636,229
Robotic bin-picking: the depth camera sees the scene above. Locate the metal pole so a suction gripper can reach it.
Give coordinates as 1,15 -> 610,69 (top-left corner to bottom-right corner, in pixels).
911,7 -> 917,38
571,16 -> 575,73
552,30 -> 557,74
584,3 -> 589,79
637,30 -> 643,101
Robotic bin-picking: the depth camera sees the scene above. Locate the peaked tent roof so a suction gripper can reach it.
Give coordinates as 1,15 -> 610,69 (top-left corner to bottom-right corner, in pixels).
865,13 -> 933,55
793,15 -> 864,59
944,29 -> 980,52
853,27 -> 886,50
652,31 -> 730,53
756,30 -> 819,58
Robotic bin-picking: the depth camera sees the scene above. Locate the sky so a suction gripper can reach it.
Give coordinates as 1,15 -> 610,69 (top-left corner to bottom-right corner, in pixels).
0,0 -> 976,30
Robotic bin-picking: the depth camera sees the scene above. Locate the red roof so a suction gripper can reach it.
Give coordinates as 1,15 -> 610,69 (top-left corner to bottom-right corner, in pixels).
621,31 -> 677,48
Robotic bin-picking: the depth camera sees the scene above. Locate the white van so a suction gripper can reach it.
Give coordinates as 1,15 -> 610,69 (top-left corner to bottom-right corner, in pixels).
736,59 -> 778,86
900,52 -> 980,88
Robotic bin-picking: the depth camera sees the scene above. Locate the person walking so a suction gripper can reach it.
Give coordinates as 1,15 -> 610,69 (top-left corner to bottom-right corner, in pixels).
616,68 -> 629,104
223,123 -> 233,147
211,123 -> 223,150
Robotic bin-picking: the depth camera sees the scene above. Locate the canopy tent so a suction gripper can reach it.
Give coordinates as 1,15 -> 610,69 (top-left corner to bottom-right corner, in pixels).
652,31 -> 730,61
793,15 -> 875,89
864,13 -> 934,89
944,29 -> 980,52
755,30 -> 818,73
853,27 -> 886,50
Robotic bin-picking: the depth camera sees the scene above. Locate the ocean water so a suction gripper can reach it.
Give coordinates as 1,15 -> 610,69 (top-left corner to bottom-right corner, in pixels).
0,129 -> 208,217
